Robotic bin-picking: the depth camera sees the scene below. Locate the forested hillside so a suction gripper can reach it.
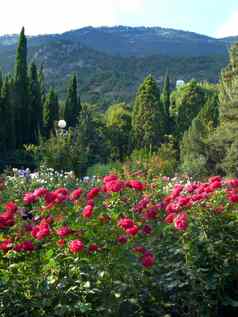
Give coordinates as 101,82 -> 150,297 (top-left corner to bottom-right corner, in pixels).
0,26 -> 233,105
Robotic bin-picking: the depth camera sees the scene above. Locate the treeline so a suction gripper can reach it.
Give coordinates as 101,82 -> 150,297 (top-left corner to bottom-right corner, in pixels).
0,28 -> 81,167
1,28 -> 238,178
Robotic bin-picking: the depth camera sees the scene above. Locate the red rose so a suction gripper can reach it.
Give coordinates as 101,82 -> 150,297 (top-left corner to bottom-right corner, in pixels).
103,175 -> 118,184
88,243 -> 99,254
0,239 -> 12,251
56,225 -> 72,238
126,225 -> 139,236
117,218 -> 134,230
132,246 -> 146,254
142,224 -> 152,235
87,187 -> 100,200
69,239 -> 84,253
105,180 -> 124,193
82,205 -> 93,218
174,212 -> 188,231
14,240 -> 35,252
165,213 -> 176,224
140,253 -> 156,268
70,188 -> 83,201
127,180 -> 145,191
117,235 -> 128,245
33,187 -> 48,198
5,202 -> 18,214
23,192 -> 37,205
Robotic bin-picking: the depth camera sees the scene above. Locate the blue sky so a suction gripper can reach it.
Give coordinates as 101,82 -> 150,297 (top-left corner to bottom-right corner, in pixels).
0,0 -> 237,37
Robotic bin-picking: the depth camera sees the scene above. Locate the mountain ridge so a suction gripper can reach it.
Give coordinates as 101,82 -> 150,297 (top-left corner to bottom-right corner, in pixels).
0,26 -> 236,106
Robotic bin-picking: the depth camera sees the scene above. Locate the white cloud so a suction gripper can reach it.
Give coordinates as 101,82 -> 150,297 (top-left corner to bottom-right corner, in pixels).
0,0 -> 145,35
216,10 -> 238,38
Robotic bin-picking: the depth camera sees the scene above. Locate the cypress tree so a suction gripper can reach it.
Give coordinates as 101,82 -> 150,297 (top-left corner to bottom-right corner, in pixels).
132,75 -> 165,149
64,74 -> 81,127
14,27 -> 29,147
0,70 -> 2,92
0,77 -> 16,152
161,72 -> 171,134
43,88 -> 59,138
29,62 -> 42,144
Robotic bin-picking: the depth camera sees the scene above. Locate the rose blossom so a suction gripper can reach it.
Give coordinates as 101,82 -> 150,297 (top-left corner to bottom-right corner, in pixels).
174,212 -> 188,231
69,240 -> 84,253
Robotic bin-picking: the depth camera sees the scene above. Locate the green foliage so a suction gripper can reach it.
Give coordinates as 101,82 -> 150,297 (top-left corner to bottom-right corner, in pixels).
43,88 -> 59,138
170,80 -> 207,139
86,161 -> 123,177
29,62 -> 43,144
132,75 -> 165,149
74,104 -> 109,175
179,90 -> 219,178
180,116 -> 209,178
0,77 -> 15,153
105,102 -> 132,160
1,173 -> 238,316
64,74 -> 81,127
206,43 -> 238,176
161,72 -> 171,134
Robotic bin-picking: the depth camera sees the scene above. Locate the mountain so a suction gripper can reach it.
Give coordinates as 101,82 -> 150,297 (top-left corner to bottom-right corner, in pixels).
62,26 -> 234,57
0,26 -> 237,106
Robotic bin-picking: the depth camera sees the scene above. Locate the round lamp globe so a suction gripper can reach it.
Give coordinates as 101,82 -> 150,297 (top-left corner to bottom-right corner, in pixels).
58,120 -> 67,129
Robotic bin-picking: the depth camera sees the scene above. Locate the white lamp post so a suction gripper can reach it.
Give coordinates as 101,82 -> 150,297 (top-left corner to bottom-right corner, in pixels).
58,120 -> 67,129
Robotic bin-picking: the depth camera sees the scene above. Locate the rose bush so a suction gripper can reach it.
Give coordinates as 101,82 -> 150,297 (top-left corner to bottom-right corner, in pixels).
0,173 -> 238,316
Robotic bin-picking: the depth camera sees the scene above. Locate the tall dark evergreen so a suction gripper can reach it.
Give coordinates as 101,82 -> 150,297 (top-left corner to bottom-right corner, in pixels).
64,74 -> 81,127
29,63 -> 43,144
14,27 -> 29,147
0,70 -> 2,92
132,75 -> 165,149
43,88 -> 59,138
0,77 -> 16,152
161,72 -> 171,134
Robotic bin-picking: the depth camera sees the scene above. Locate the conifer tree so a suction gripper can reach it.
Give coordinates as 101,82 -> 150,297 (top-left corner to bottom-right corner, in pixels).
0,70 -> 2,92
43,88 -> 59,138
0,77 -> 16,152
14,27 -> 29,147
29,63 -> 42,144
161,72 -> 171,134
64,74 -> 81,127
170,80 -> 206,140
132,75 -> 165,149
207,43 -> 238,176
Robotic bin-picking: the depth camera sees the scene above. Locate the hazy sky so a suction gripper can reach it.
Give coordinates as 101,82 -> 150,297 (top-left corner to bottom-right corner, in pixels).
0,0 -> 237,37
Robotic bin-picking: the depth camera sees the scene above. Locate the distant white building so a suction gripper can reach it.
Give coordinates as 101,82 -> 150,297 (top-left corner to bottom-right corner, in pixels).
176,80 -> 185,88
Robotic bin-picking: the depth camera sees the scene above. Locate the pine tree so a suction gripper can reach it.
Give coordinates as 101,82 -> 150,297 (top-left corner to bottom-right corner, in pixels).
14,27 -> 29,147
161,72 -> 171,134
132,75 -> 165,149
64,74 -> 81,127
29,63 -> 42,144
43,88 -> 59,138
